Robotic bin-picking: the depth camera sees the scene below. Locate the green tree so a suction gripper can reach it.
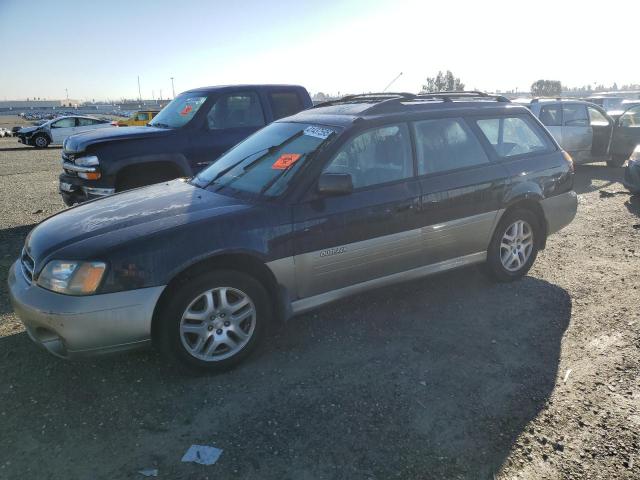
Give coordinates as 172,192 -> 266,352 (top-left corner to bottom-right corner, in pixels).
422,70 -> 465,92
531,80 -> 563,97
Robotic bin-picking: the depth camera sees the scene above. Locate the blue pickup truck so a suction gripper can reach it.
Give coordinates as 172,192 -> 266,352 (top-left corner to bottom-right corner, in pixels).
58,84 -> 312,205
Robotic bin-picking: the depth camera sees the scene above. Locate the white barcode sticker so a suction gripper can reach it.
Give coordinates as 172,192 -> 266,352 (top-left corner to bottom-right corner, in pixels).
304,126 -> 334,139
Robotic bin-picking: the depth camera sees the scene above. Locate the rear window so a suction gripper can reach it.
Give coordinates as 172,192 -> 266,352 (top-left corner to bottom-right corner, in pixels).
269,92 -> 304,120
476,116 -> 553,157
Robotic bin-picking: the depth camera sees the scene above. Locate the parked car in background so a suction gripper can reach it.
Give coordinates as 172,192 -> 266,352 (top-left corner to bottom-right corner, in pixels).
113,110 -> 160,126
610,105 -> 640,165
9,91 -> 577,370
585,96 -> 627,112
520,99 -> 618,166
623,145 -> 640,194
58,84 -> 313,205
607,99 -> 640,122
17,116 -> 115,148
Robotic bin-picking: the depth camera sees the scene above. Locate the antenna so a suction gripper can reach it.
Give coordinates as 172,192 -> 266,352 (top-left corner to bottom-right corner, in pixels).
382,72 -> 403,93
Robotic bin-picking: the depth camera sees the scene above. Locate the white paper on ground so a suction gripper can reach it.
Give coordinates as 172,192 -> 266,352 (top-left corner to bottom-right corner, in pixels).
181,444 -> 223,465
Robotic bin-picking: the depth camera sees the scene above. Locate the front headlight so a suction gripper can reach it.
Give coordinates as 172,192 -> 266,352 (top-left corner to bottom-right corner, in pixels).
37,260 -> 106,295
76,155 -> 101,180
76,155 -> 99,167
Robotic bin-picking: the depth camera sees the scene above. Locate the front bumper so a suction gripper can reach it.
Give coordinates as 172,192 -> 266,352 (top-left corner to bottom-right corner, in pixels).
8,261 -> 165,358
59,173 -> 115,204
540,190 -> 578,235
623,162 -> 640,194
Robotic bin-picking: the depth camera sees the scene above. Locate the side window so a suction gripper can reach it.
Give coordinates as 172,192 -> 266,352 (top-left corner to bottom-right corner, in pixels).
619,106 -> 640,128
77,118 -> 101,126
207,92 -> 265,130
587,106 -> 610,126
137,112 -> 150,121
563,104 -> 589,127
323,124 -> 413,189
476,116 -> 551,157
413,118 -> 489,175
269,91 -> 304,120
539,105 -> 562,127
51,118 -> 76,128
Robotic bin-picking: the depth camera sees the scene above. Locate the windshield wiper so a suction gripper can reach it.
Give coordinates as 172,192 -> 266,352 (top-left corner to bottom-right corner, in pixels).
205,130 -> 306,188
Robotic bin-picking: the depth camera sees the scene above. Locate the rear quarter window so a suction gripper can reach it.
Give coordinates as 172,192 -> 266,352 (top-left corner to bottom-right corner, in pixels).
476,116 -> 554,157
269,91 -> 304,120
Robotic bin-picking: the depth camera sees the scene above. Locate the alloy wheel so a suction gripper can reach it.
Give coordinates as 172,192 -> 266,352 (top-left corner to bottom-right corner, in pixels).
499,220 -> 534,272
179,287 -> 256,361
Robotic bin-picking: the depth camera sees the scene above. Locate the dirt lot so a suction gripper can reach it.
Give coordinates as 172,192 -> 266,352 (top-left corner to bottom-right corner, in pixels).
0,135 -> 638,480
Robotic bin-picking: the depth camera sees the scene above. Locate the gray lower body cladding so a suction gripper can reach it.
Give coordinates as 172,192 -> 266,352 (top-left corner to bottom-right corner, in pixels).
8,262 -> 165,358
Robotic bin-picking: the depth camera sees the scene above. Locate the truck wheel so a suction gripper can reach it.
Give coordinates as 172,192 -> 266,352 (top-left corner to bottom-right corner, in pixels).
484,209 -> 541,282
155,270 -> 271,372
33,134 -> 49,148
606,155 -> 627,168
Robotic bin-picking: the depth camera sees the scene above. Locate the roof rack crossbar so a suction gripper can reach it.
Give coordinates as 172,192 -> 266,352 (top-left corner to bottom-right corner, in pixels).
312,92 -> 416,109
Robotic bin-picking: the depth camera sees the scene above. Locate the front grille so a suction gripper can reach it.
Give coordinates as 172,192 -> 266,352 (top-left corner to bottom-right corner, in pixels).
61,152 -> 78,177
20,248 -> 35,283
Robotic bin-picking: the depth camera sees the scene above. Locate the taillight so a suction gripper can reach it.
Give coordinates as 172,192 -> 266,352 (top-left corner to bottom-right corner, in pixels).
562,151 -> 574,173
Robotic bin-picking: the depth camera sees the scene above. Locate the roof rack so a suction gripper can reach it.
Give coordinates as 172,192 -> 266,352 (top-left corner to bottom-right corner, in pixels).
313,91 -> 510,114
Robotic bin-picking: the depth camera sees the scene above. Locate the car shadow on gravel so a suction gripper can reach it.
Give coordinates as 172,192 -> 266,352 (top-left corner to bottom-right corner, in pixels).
0,267 -> 572,480
0,224 -> 36,314
625,194 -> 640,217
573,164 -> 624,194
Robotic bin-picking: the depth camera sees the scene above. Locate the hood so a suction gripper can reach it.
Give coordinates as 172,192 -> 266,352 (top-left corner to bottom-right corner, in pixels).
26,179 -> 250,264
63,125 -> 173,153
19,126 -> 40,134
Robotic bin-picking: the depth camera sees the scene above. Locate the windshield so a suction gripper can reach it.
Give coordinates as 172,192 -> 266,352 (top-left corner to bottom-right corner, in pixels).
149,92 -> 207,128
191,122 -> 341,198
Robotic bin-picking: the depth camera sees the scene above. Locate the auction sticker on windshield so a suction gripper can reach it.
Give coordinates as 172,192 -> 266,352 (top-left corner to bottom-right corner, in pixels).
304,126 -> 334,140
272,153 -> 302,169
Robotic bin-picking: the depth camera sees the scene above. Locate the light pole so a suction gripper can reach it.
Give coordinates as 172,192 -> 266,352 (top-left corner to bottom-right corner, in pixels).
137,76 -> 142,102
170,77 -> 175,98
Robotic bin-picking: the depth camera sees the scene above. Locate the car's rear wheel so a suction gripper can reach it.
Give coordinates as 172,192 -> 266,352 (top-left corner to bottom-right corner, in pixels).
32,134 -> 49,148
607,155 -> 627,168
484,209 -> 540,282
155,270 -> 270,371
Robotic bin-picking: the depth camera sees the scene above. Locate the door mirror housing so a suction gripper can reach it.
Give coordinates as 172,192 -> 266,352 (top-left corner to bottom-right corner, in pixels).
317,173 -> 353,196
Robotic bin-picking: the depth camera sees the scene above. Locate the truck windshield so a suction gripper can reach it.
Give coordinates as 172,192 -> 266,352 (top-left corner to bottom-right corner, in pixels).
191,122 -> 341,198
149,93 -> 207,128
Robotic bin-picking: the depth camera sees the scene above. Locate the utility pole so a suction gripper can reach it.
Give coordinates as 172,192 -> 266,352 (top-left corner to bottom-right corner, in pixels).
170,77 -> 175,98
137,76 -> 142,102
382,72 -> 403,92
65,88 -> 69,101
159,89 -> 163,101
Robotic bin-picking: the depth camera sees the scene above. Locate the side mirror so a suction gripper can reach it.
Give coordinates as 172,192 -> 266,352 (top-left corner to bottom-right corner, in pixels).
317,173 -> 353,196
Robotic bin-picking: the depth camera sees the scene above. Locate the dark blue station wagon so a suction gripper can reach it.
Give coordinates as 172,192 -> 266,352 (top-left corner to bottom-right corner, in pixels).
9,92 -> 578,370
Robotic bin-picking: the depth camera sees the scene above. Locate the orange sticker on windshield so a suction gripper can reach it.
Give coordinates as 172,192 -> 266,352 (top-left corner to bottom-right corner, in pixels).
272,153 -> 301,170
179,105 -> 193,116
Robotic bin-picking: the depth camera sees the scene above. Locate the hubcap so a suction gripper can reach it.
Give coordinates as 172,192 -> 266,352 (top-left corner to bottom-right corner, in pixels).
500,220 -> 534,272
35,137 -> 46,147
179,287 -> 256,361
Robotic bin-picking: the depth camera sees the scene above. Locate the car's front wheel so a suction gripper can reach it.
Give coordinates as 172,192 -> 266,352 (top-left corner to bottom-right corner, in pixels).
484,209 -> 540,282
155,270 -> 270,371
32,134 -> 49,148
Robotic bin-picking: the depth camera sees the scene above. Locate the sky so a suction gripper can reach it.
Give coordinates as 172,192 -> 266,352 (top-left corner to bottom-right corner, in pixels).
0,0 -> 638,101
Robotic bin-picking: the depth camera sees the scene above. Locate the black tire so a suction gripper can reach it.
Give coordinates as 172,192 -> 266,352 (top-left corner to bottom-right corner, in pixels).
607,155 -> 627,168
61,192 -> 76,207
32,134 -> 49,149
484,208 -> 541,282
154,270 -> 271,372
116,168 -> 178,192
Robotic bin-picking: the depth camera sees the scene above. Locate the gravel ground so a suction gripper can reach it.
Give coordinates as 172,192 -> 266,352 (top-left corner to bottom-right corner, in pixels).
0,135 -> 638,479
